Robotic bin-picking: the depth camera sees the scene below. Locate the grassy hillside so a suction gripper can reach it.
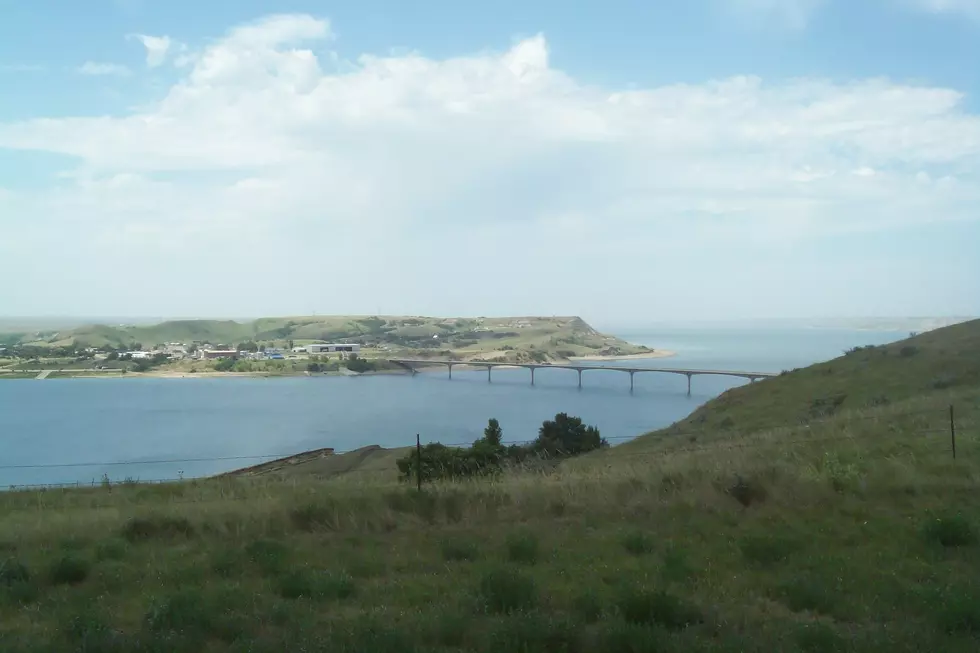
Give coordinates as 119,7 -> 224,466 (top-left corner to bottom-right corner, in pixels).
1,321 -> 979,651
619,319 -> 980,446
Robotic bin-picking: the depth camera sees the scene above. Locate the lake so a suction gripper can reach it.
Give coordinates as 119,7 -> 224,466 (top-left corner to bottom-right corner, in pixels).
0,326 -> 907,488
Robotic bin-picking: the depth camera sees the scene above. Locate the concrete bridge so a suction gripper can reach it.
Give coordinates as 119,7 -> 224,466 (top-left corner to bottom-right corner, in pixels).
388,359 -> 776,394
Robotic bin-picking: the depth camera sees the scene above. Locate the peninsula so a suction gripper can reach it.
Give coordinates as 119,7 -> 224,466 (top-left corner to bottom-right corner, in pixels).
0,315 -> 669,379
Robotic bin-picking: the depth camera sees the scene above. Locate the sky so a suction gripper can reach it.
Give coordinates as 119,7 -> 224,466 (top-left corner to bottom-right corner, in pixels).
1,0 -> 979,324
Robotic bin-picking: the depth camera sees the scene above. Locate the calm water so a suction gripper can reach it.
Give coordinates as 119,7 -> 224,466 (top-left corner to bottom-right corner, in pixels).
0,326 -> 905,487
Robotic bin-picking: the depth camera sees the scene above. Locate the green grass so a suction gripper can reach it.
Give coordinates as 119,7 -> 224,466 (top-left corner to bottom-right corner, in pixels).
0,320 -> 979,650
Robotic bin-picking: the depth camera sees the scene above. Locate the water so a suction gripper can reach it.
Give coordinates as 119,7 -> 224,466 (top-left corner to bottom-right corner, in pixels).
0,326 -> 906,487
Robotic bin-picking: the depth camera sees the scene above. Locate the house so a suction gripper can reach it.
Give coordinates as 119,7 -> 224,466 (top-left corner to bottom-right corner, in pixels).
199,349 -> 238,360
307,343 -> 361,354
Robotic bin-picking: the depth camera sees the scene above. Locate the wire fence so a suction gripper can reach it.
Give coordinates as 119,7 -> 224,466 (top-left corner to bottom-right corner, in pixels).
1,404 -> 970,494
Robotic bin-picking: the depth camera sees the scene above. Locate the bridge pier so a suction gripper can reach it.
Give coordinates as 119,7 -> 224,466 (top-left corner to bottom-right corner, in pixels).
577,369 -> 582,388
629,370 -> 635,392
686,373 -> 692,396
530,367 -> 535,385
448,363 -> 453,379
487,366 -> 492,383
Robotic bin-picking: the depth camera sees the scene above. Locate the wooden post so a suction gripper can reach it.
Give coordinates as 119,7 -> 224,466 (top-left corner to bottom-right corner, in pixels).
950,405 -> 957,460
416,433 -> 422,491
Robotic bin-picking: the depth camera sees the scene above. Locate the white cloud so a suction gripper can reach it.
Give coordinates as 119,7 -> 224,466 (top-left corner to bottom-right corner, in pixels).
904,0 -> 980,19
77,61 -> 131,77
1,13 -> 979,318
0,63 -> 45,72
130,34 -> 173,67
720,0 -> 828,29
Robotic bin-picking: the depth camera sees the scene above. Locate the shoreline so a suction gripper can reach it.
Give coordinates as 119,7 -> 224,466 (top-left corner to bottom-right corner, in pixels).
3,351 -> 677,380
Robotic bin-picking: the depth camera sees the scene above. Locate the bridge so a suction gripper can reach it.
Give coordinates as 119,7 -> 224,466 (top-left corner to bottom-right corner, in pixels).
388,359 -> 776,394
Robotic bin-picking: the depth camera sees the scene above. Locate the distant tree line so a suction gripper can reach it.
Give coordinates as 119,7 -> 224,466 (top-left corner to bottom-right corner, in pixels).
396,414 -> 606,482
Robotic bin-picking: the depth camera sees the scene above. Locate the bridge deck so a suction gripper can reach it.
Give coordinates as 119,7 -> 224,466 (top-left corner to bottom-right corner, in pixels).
389,359 -> 775,378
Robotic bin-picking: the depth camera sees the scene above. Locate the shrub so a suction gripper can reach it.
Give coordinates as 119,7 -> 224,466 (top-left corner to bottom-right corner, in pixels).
0,557 -> 30,585
277,569 -> 356,601
899,345 -> 919,358
774,577 -> 840,617
595,621 -> 668,652
573,589 -> 603,623
245,538 -> 290,574
923,514 -> 977,548
727,475 -> 768,507
484,614 -> 582,652
48,555 -> 91,586
441,538 -> 480,562
622,531 -> 655,556
739,534 -> 801,566
506,531 -> 540,565
95,539 -> 128,562
616,587 -> 702,630
933,586 -> 980,633
121,515 -> 194,542
478,568 -> 537,614
289,502 -> 340,532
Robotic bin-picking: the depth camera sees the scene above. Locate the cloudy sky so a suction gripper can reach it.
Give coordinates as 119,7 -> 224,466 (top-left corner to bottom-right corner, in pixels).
1,0 -> 978,323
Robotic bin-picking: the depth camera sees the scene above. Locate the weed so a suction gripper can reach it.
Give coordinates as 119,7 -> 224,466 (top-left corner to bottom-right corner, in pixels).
933,586 -> 980,634
0,557 -> 29,585
727,475 -> 768,507
794,622 -> 845,652
923,514 -> 977,548
277,568 -> 356,601
442,491 -> 466,523
506,531 -> 540,565
441,537 -> 480,562
478,568 -> 537,614
593,621 -> 668,652
48,555 -> 91,585
616,587 -> 702,630
739,534 -> 801,566
289,502 -> 340,532
774,576 -> 841,617
572,589 -> 603,623
484,613 -> 582,652
660,546 -> 694,583
417,609 -> 470,648
900,346 -> 919,358
121,515 -> 194,542
622,530 -> 655,556
245,538 -> 290,574
94,539 -> 128,562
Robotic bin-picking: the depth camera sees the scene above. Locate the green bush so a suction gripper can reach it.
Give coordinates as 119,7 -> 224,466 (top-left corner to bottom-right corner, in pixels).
616,587 -> 702,630
739,534 -> 801,566
923,515 -> 977,548
478,568 -> 537,614
506,531 -> 540,565
277,569 -> 356,601
48,555 -> 90,585
441,538 -> 480,562
121,515 -> 195,542
622,531 -> 655,556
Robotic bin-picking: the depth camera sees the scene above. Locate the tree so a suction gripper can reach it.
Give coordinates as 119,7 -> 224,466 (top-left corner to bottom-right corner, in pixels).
534,413 -> 605,456
239,341 -> 259,353
287,339 -> 295,351
484,418 -> 503,447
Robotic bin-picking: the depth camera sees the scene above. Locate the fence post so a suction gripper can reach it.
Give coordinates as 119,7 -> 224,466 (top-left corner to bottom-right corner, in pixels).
949,404 -> 957,460
416,433 -> 422,492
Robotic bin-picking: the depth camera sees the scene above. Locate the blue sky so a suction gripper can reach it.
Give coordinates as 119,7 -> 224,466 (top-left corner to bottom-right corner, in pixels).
1,0 -> 979,322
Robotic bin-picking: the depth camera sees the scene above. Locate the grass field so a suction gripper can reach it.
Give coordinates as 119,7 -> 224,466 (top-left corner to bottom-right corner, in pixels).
1,322 -> 979,651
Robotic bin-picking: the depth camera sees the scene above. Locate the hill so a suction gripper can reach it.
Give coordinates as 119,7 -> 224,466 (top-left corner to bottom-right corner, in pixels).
2,315 -> 657,363
1,321 -> 979,651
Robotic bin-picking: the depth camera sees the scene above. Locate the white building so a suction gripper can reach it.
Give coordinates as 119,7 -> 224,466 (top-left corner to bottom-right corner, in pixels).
308,343 -> 361,354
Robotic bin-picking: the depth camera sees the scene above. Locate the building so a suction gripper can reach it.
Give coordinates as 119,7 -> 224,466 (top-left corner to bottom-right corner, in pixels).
308,343 -> 361,354
199,349 -> 238,360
